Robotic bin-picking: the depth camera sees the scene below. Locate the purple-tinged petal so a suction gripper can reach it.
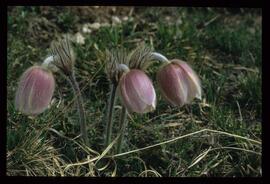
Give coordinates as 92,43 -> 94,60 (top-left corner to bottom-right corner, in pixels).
15,66 -> 55,115
118,69 -> 156,113
171,59 -> 201,101
157,63 -> 188,106
157,59 -> 201,106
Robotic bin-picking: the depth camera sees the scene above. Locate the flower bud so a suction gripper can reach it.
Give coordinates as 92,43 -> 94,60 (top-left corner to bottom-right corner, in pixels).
15,66 -> 55,115
157,59 -> 201,106
118,69 -> 156,113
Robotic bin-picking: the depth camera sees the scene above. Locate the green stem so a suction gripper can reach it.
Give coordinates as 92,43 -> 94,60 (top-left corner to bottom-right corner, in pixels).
67,72 -> 89,146
105,83 -> 117,146
116,106 -> 128,154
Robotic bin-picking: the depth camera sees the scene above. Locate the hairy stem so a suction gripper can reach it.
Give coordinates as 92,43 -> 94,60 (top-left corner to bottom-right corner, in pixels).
42,55 -> 54,67
105,83 -> 117,146
67,72 -> 89,146
151,52 -> 170,63
116,106 -> 128,154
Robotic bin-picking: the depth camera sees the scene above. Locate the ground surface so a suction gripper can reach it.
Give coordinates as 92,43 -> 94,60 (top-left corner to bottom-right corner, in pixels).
7,6 -> 261,176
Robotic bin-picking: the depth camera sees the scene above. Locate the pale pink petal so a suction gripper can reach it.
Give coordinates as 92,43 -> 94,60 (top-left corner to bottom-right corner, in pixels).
157,63 -> 188,106
15,66 -> 55,115
157,59 -> 201,106
119,69 -> 156,113
172,59 -> 201,101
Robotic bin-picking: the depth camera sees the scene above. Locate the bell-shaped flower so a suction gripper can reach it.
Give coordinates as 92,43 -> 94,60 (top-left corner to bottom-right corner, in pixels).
118,69 -> 156,113
15,66 -> 55,115
157,59 -> 201,106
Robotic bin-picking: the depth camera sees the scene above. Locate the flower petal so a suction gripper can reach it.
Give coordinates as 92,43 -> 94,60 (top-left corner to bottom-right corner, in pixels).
172,59 -> 201,101
157,59 -> 201,106
15,66 -> 55,115
119,69 -> 156,113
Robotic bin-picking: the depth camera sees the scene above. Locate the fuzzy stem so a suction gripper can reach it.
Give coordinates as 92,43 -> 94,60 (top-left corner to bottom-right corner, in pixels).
116,106 -> 128,154
67,72 -> 89,146
42,55 -> 59,73
151,52 -> 170,63
105,83 -> 117,146
117,64 -> 130,73
42,55 -> 54,68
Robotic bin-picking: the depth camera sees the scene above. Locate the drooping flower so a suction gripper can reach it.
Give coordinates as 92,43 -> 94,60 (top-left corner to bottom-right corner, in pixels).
156,59 -> 201,106
118,69 -> 156,113
15,65 -> 55,115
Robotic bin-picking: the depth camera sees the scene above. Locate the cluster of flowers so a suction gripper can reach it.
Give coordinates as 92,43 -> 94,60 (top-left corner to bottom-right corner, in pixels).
114,54 -> 202,114
14,37 -> 201,152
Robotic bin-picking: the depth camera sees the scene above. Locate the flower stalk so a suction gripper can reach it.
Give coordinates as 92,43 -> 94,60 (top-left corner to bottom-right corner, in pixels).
50,37 -> 89,146
105,83 -> 117,146
67,71 -> 89,146
150,52 -> 170,64
116,106 -> 128,153
104,51 -> 129,148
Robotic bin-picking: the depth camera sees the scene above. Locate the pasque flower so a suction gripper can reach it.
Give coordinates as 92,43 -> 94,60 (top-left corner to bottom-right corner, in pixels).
118,69 -> 156,113
15,65 -> 55,115
157,59 -> 201,106
50,37 -> 89,146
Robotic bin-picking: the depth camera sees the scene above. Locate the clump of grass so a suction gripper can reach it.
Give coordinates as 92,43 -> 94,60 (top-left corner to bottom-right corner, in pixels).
7,127 -> 66,176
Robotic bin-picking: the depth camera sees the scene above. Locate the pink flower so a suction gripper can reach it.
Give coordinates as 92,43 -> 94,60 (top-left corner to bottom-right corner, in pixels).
15,66 -> 55,115
157,59 -> 201,106
118,69 -> 156,113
